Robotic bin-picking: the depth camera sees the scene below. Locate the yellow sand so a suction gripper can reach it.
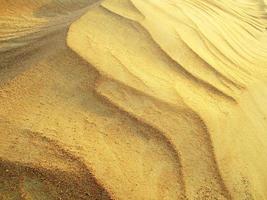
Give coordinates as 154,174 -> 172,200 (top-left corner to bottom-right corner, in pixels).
1,0 -> 267,199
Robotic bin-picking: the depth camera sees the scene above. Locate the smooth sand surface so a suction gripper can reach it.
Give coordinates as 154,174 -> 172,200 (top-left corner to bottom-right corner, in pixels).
1,0 -> 267,199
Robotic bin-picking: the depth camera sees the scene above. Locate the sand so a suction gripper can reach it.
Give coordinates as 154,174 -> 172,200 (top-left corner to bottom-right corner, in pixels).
1,0 -> 267,199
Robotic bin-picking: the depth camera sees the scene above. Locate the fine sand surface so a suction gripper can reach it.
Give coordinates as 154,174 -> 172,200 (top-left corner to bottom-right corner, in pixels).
1,0 -> 267,199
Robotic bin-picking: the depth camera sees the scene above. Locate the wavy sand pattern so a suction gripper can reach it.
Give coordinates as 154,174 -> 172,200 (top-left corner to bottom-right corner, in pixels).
1,0 -> 267,199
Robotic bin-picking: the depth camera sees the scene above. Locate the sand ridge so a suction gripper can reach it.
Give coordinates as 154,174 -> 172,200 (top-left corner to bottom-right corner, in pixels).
1,0 -> 267,199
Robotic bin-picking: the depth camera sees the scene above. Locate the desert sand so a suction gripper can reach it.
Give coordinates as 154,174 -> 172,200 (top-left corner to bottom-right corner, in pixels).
0,0 -> 267,199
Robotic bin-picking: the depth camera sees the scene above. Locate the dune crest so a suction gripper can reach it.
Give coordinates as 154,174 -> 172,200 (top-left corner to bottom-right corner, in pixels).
1,0 -> 267,199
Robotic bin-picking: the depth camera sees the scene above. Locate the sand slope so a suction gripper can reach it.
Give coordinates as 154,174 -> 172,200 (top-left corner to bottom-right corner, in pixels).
1,0 -> 267,199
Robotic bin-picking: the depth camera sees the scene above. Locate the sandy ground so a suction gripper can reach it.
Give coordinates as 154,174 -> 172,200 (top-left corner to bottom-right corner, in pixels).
1,0 -> 267,199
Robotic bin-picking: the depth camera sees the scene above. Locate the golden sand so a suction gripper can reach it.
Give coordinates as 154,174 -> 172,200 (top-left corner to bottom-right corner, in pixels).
1,0 -> 267,199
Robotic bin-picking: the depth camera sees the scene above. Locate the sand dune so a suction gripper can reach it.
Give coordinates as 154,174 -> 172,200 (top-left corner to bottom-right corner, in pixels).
1,0 -> 267,199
